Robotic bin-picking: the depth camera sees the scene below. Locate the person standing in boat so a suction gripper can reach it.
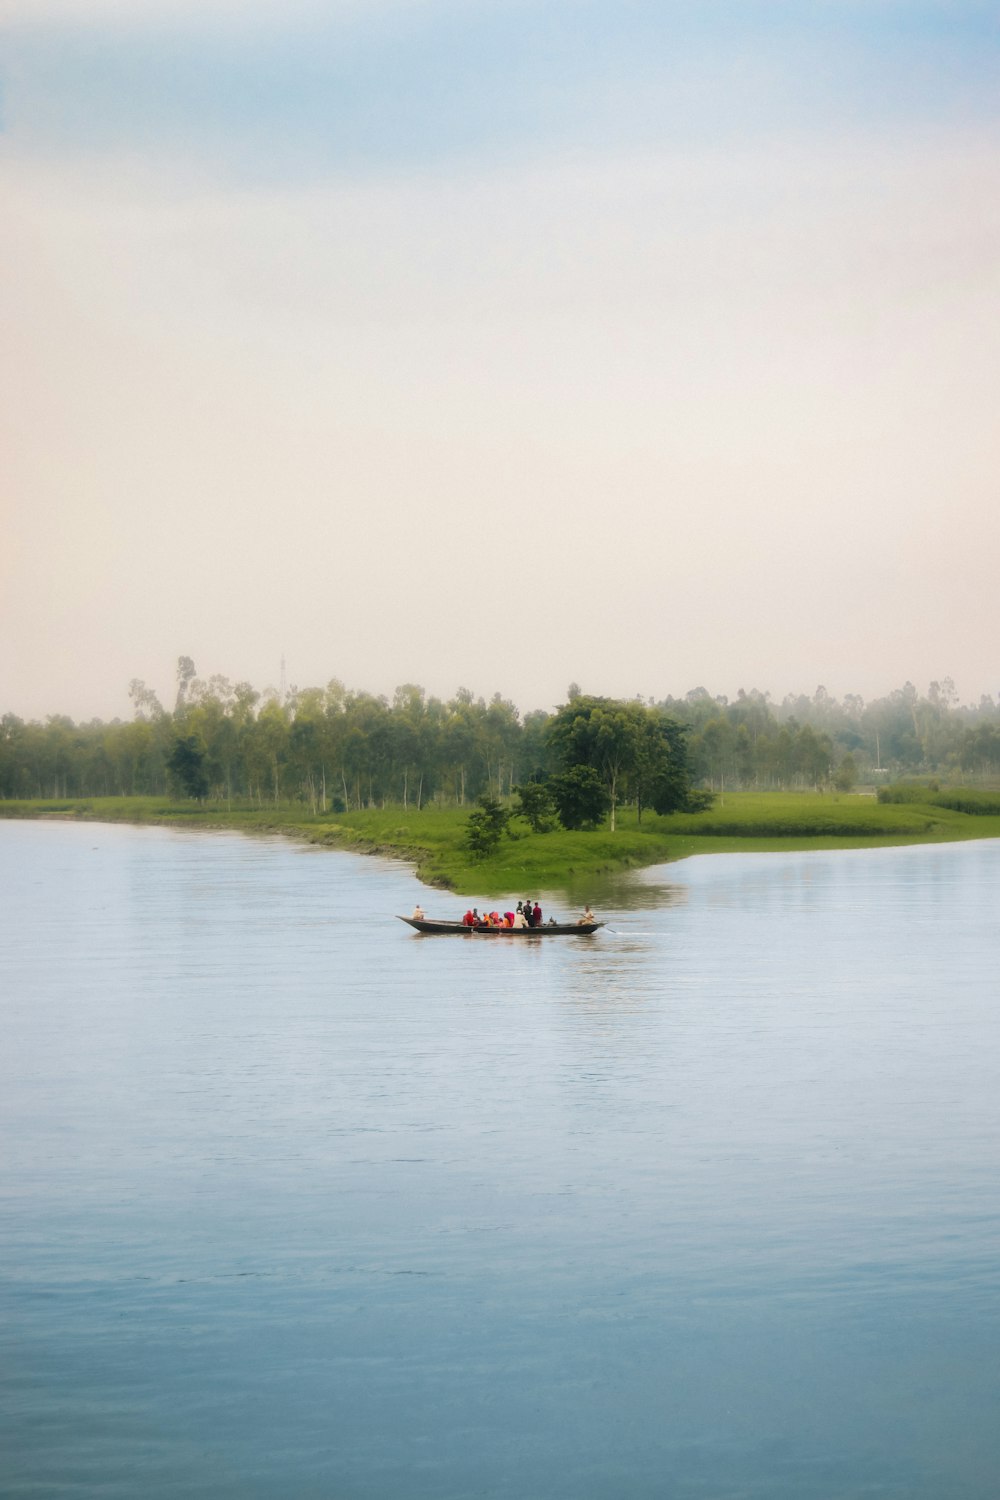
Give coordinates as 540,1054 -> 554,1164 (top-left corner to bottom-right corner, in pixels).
523,899 -> 536,928
532,901 -> 542,927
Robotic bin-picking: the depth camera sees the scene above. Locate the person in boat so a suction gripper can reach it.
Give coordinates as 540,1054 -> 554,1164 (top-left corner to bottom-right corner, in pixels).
412,904 -> 425,921
547,916 -> 557,926
462,909 -> 476,926
513,908 -> 528,928
504,911 -> 515,927
532,902 -> 542,926
523,899 -> 536,928
578,905 -> 595,925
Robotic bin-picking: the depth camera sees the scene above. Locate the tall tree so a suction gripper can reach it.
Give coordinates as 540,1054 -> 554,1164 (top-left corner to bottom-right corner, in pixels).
546,696 -> 641,832
548,765 -> 610,830
167,734 -> 209,799
174,656 -> 197,714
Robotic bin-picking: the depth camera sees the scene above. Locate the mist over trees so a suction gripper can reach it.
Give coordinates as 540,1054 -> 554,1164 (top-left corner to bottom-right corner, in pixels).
2,664 -> 999,809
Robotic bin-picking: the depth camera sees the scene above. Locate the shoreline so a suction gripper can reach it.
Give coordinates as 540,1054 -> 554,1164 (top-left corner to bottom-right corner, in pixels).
4,794 -> 1000,896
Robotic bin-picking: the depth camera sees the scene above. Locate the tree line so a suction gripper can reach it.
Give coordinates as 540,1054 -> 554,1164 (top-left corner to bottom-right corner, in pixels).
2,663 -> 999,809
674,679 -> 1000,791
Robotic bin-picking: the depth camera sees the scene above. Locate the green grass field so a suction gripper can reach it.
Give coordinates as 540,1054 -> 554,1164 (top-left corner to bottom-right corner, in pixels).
4,789 -> 1000,896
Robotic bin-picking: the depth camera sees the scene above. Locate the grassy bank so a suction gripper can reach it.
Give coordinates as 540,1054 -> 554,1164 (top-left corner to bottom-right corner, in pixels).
0,796 -> 673,893
3,790 -> 1000,896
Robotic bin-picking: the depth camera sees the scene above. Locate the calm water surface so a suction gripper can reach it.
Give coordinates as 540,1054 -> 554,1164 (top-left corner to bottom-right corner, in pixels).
2,821 -> 999,1498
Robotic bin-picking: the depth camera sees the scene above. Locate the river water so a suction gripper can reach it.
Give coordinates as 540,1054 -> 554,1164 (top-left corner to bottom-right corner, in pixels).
2,820 -> 999,1498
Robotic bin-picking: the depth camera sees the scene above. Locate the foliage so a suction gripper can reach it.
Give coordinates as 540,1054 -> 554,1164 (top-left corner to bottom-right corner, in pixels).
463,794 -> 512,859
548,765 -> 611,830
642,715 -> 703,816
877,785 -> 1000,815
5,665 -> 1000,814
666,677 -> 999,788
546,696 -> 697,829
6,791 -> 1000,899
680,788 -> 715,813
833,753 -> 858,792
877,784 -> 945,803
958,723 -> 1000,775
547,696 -> 637,831
166,734 -> 209,799
513,781 -> 556,833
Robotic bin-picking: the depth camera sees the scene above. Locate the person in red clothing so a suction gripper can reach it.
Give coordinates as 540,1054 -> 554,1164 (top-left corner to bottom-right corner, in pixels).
462,909 -> 475,926
532,902 -> 542,926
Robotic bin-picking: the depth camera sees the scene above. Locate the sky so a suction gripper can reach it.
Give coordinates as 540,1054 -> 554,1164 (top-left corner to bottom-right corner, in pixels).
2,0 -> 999,722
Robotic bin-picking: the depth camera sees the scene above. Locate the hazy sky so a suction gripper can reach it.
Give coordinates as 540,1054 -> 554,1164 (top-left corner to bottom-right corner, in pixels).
3,0 -> 999,722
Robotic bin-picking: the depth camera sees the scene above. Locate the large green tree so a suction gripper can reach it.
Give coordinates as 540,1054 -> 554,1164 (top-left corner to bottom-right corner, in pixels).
548,765 -> 610,830
514,781 -> 556,833
546,696 -> 641,831
636,713 -> 701,817
547,696 -> 698,829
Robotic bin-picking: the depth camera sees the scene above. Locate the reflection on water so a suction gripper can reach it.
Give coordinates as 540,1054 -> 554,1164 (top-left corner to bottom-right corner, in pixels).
549,865 -> 689,912
2,822 -> 1000,1500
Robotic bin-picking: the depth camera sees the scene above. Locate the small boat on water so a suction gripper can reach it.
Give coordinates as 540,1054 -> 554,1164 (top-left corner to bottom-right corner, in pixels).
398,916 -> 603,936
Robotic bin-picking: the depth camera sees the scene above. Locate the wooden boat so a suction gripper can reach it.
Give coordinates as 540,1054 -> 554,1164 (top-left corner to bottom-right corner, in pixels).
398,916 -> 603,936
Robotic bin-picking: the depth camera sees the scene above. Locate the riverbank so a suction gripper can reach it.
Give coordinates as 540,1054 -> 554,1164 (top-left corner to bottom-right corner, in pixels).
3,792 -> 1000,895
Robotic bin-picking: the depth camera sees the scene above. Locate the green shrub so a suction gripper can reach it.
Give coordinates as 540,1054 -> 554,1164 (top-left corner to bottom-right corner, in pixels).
878,785 -> 1000,815
464,795 -> 511,859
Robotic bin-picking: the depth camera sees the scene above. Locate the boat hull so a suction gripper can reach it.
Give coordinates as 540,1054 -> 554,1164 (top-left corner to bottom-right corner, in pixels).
398,916 -> 603,936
